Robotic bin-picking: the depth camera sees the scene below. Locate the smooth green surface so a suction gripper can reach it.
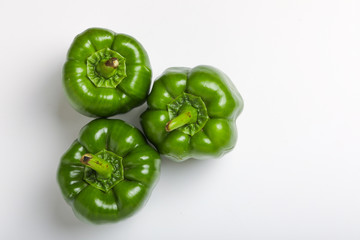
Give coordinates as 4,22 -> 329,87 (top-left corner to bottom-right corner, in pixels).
63,28 -> 151,117
57,119 -> 161,224
141,65 -> 243,162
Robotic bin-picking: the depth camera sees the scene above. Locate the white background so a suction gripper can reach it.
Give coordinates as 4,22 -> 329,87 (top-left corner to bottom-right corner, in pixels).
1,0 -> 359,239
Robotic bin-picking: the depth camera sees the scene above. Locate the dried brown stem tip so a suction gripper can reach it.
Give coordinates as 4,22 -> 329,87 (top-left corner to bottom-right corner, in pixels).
105,58 -> 119,68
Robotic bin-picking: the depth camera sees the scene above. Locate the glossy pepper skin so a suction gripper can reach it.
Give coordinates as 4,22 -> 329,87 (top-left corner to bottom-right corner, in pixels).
57,119 -> 160,223
63,28 -> 151,117
140,65 -> 243,162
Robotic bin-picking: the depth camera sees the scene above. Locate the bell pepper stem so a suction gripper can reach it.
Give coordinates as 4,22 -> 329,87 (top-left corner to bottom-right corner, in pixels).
80,153 -> 113,178
96,58 -> 119,79
105,57 -> 119,68
166,105 -> 198,132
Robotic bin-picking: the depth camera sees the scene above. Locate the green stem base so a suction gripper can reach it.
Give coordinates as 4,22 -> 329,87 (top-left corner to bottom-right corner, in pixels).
166,93 -> 209,136
80,149 -> 124,192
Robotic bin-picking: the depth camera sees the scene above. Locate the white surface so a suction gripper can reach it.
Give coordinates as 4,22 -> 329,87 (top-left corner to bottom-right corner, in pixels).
1,0 -> 360,239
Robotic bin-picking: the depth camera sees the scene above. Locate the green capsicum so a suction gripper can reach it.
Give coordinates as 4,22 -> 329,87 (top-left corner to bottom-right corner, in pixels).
57,119 -> 160,223
140,65 -> 243,162
63,28 -> 151,117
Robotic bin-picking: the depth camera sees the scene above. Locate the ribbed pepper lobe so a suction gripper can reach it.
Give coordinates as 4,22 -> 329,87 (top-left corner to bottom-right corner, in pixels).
140,65 -> 244,162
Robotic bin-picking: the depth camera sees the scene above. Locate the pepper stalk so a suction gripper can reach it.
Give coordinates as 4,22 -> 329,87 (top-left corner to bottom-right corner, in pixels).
165,105 -> 198,132
80,153 -> 113,178
96,57 -> 119,79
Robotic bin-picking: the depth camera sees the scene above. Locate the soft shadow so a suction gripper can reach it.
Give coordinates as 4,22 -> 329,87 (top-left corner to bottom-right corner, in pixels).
35,55 -> 90,144
112,103 -> 147,130
48,177 -> 88,229
34,56 -> 91,230
160,154 -> 219,179
41,172 -> 128,231
55,79 -> 91,143
38,59 -> 147,229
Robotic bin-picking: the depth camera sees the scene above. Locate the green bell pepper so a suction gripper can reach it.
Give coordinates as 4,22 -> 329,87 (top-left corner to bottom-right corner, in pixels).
140,65 -> 243,162
57,119 -> 160,223
63,28 -> 152,117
